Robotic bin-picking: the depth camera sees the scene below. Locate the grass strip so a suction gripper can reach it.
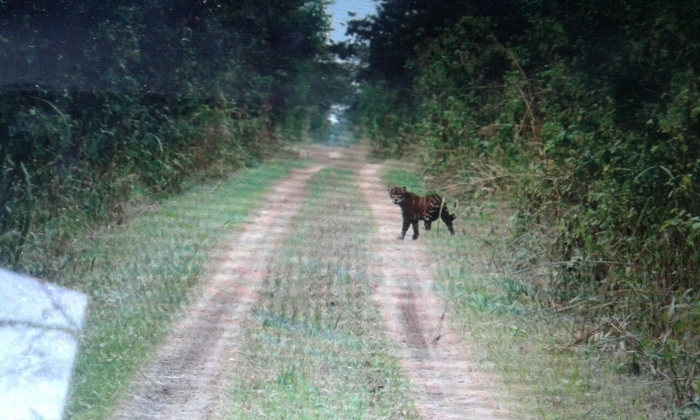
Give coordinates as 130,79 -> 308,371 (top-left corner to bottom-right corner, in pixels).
57,162 -> 302,419
223,167 -> 418,419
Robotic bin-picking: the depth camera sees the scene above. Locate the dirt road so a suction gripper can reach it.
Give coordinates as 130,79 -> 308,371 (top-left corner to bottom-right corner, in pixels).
112,146 -> 501,419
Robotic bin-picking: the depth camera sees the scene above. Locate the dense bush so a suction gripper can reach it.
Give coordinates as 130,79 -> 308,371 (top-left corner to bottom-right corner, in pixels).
0,0 -> 343,273
345,0 -> 700,409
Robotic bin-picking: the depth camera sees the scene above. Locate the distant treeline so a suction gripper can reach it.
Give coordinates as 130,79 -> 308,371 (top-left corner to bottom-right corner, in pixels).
343,0 -> 700,409
0,1 -> 347,272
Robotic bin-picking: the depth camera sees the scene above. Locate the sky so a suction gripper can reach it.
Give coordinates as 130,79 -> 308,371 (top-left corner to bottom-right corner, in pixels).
326,0 -> 378,43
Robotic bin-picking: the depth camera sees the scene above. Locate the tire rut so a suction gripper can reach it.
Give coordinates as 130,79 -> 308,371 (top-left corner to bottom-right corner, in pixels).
111,164 -> 324,420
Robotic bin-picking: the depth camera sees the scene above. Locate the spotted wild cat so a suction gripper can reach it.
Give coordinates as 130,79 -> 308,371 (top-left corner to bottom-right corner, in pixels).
388,186 -> 456,240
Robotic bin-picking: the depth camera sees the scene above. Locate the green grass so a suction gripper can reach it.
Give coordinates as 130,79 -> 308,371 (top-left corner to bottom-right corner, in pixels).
382,167 -> 673,419
383,168 -> 426,195
56,162 -> 303,419
222,168 -> 418,419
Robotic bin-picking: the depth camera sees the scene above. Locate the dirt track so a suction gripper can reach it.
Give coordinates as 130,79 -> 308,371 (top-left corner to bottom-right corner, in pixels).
360,164 -> 502,419
112,146 -> 501,419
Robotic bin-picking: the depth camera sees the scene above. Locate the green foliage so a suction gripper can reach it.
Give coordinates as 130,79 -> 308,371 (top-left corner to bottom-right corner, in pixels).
383,169 -> 424,195
0,0 -> 333,271
351,82 -> 413,157
347,0 -> 700,408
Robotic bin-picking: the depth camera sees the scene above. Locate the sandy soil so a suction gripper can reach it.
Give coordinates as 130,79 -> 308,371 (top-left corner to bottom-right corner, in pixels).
112,146 -> 503,419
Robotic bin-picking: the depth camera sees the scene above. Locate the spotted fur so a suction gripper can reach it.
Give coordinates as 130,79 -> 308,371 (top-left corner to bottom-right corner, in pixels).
388,186 -> 456,240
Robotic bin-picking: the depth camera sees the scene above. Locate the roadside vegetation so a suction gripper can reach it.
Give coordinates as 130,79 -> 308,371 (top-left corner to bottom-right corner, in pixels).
1,0 -> 348,275
223,168 -> 418,419
62,161 -> 303,419
348,0 -> 700,413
